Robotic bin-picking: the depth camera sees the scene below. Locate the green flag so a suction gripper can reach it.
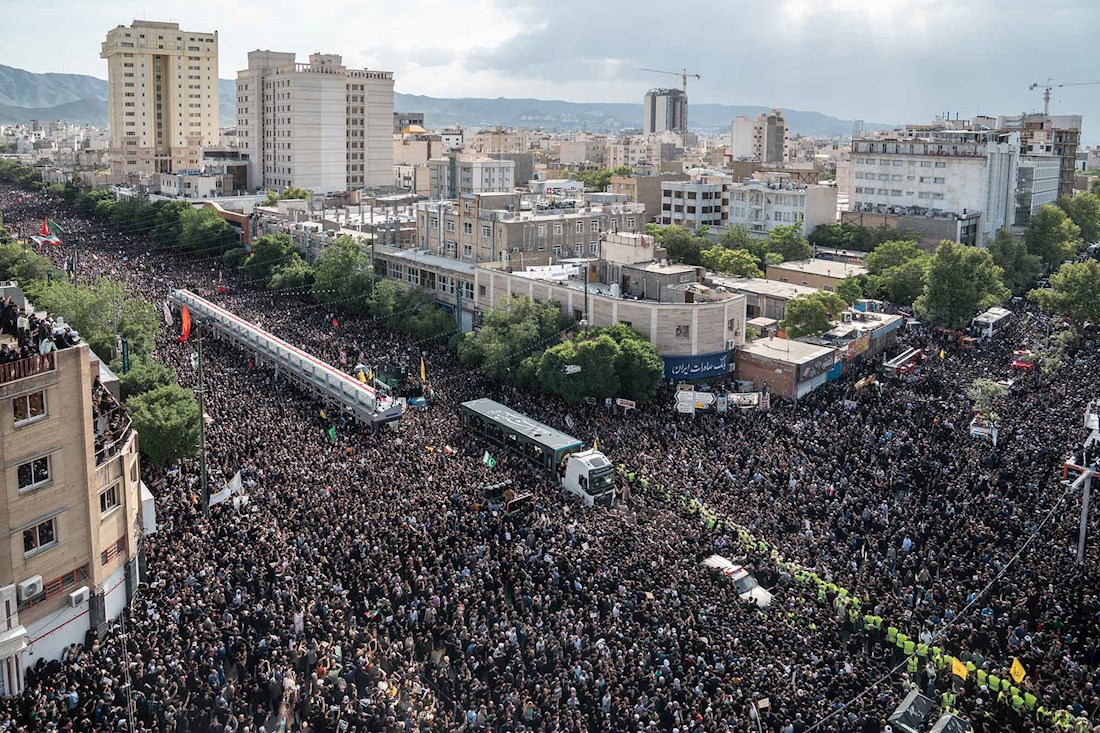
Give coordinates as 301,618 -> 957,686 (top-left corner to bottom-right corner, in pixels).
47,218 -> 65,235
482,450 -> 497,469
327,426 -> 337,442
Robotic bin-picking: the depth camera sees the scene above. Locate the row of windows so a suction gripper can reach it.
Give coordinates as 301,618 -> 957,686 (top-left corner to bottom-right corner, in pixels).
853,188 -> 945,200
856,157 -> 949,169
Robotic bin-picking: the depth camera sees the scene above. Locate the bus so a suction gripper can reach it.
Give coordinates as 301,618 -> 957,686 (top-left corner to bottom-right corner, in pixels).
460,398 -> 615,506
971,307 -> 1012,339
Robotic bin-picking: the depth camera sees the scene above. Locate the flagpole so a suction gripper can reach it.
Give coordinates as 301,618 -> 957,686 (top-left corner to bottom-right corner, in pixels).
196,322 -> 209,514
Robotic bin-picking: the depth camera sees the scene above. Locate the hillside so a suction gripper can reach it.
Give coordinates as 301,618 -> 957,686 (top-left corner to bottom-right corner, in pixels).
0,65 -> 885,136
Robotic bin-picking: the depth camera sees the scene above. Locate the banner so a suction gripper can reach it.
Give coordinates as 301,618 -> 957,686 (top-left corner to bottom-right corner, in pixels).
1010,658 -> 1026,684
662,351 -> 731,380
951,657 -> 968,680
728,392 -> 761,408
209,471 -> 243,507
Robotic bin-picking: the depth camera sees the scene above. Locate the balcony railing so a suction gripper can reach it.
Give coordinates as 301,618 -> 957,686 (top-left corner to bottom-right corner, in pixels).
0,352 -> 56,386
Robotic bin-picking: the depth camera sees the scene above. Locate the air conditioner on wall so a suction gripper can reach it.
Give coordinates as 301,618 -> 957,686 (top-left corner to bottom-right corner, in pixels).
68,586 -> 90,608
17,576 -> 43,601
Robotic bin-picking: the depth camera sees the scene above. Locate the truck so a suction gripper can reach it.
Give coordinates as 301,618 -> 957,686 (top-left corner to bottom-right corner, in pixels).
702,554 -> 773,608
460,398 -> 616,507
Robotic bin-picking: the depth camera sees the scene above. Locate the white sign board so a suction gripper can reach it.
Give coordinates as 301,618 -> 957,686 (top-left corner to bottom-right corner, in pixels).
676,402 -> 696,415
564,364 -> 581,375
615,398 -> 636,410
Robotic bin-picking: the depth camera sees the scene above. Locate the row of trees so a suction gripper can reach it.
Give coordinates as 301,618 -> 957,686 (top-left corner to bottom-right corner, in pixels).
565,167 -> 633,192
809,222 -> 922,252
456,296 -> 664,402
647,223 -> 813,273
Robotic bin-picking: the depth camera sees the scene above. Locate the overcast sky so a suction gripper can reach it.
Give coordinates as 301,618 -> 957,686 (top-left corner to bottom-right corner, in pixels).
4,0 -> 1099,139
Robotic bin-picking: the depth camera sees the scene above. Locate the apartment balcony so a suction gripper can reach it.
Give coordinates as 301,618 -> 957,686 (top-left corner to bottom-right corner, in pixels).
0,352 -> 56,388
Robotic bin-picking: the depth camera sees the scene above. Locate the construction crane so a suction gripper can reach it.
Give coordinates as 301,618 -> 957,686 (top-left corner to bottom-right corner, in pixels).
639,67 -> 701,96
1029,78 -> 1100,115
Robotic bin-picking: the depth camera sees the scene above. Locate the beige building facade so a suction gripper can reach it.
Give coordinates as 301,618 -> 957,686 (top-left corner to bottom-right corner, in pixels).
237,51 -> 394,193
101,20 -> 219,178
0,344 -> 145,696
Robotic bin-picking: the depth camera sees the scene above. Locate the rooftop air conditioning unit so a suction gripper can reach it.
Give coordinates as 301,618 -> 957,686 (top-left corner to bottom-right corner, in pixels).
17,576 -> 43,602
68,586 -> 90,608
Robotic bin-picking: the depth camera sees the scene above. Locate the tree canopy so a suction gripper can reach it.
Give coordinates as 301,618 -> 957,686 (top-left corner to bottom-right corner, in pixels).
566,167 -> 633,192
779,291 -> 847,338
809,222 -> 921,252
987,229 -> 1042,295
1024,205 -> 1082,271
1029,260 -> 1100,325
913,241 -> 1009,329
262,186 -> 312,206
862,240 -> 929,306
699,245 -> 762,277
126,384 -> 201,468
763,224 -> 812,262
312,235 -> 374,311
1056,192 -> 1100,244
457,296 -> 575,384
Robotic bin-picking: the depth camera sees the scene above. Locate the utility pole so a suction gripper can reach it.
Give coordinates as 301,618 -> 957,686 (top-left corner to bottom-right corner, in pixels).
1078,469 -> 1092,565
195,323 -> 209,514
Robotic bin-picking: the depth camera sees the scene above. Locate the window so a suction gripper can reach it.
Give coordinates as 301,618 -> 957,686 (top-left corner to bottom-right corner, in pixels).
553,245 -> 562,256
538,225 -> 547,237
675,325 -> 691,339
445,240 -> 456,257
933,177 -> 945,184
921,161 -> 932,167
23,517 -> 57,557
100,485 -> 120,515
891,190 -> 902,196
553,224 -> 563,235
17,456 -> 50,492
481,225 -> 491,238
590,220 -> 600,233
893,160 -> 903,166
429,217 -> 438,229
728,318 -> 738,331
626,217 -> 635,229
462,244 -> 473,258
13,391 -> 46,425
478,285 -> 486,297
463,222 -> 472,234
935,162 -> 946,168
461,281 -> 474,301
588,242 -> 598,254
573,244 -> 583,256
445,220 -> 455,233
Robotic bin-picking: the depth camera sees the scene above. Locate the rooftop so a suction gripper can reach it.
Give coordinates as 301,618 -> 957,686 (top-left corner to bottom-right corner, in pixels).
739,336 -> 836,365
377,246 -> 476,276
712,276 -> 819,300
767,258 -> 868,279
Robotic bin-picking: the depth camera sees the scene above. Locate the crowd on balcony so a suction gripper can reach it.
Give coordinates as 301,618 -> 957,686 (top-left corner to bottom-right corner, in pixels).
0,182 -> 1097,733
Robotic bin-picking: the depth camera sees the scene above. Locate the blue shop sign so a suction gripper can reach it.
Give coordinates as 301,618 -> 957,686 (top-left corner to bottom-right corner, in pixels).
663,350 -> 731,380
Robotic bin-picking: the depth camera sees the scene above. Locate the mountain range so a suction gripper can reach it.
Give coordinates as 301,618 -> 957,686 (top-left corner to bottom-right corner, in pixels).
0,64 -> 885,137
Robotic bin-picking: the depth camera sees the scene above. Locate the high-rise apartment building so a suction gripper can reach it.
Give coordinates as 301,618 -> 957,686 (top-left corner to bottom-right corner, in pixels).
237,51 -> 394,193
730,110 -> 789,163
978,113 -> 1082,197
0,336 -> 146,696
100,20 -> 220,178
643,89 -> 688,136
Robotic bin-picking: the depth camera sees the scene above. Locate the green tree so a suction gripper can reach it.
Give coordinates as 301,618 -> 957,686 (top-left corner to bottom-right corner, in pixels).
780,291 -> 847,338
1030,260 -> 1100,325
1091,178 -> 1100,198
967,378 -> 1007,423
0,244 -> 52,284
221,247 -> 248,269
1056,192 -> 1100,244
699,246 -> 763,277
312,235 -> 374,311
537,334 -> 621,402
869,257 -> 928,306
126,384 -> 200,467
835,275 -> 865,305
913,241 -> 1010,328
366,278 -> 404,320
178,207 -> 238,255
241,233 -> 297,284
457,295 -> 574,383
764,252 -> 784,267
150,199 -> 194,248
1024,205 -> 1082,271
651,224 -> 705,265
262,186 -> 312,206
719,225 -> 755,251
118,359 -> 177,401
567,167 -> 633,192
267,257 -> 314,290
987,228 -> 1042,295
763,223 -> 812,262
864,240 -> 926,274
614,336 -> 664,402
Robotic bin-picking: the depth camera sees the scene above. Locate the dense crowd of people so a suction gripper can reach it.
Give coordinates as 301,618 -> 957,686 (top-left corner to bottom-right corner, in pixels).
0,182 -> 1097,733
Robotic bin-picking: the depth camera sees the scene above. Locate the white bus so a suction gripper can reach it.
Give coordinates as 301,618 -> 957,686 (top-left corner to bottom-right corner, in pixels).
971,307 -> 1012,339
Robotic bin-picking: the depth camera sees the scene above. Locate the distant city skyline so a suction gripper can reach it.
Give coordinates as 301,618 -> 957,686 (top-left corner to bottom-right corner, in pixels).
3,0 -> 1099,140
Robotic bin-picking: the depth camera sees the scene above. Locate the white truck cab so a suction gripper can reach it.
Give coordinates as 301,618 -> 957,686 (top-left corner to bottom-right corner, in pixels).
703,554 -> 773,608
562,449 -> 616,507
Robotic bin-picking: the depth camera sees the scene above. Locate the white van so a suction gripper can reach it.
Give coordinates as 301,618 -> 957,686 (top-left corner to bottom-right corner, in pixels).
703,554 -> 773,608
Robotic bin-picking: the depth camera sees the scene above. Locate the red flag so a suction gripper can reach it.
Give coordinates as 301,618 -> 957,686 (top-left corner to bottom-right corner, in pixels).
331,317 -> 339,329
178,306 -> 192,343
40,218 -> 49,237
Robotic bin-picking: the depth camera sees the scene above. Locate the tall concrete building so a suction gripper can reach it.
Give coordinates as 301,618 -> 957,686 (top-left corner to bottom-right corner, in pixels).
643,89 -> 687,136
100,20 -> 220,178
730,110 -> 789,163
237,51 -> 394,193
0,336 -> 147,695
978,113 -> 1082,197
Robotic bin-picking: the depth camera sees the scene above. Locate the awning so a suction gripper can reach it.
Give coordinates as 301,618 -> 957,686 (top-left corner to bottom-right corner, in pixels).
140,481 -> 157,535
